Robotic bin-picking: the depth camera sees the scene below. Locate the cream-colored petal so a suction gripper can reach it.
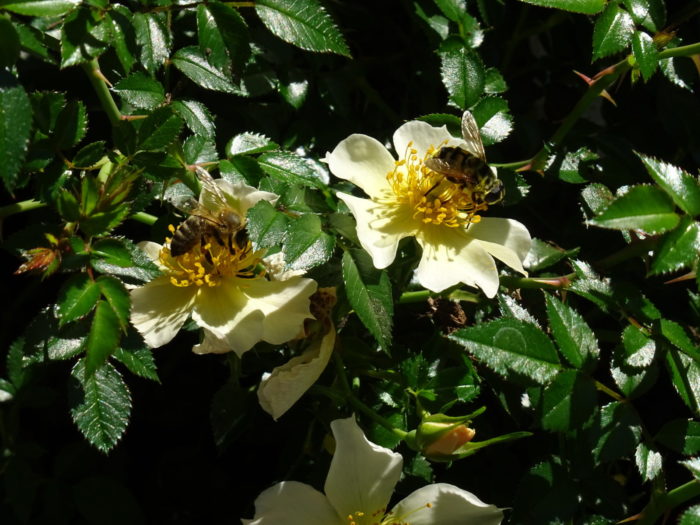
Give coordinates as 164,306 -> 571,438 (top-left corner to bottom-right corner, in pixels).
416,228 -> 500,297
192,330 -> 232,355
130,276 -> 196,348
136,241 -> 166,268
389,483 -> 503,525
325,417 -> 402,522
258,327 -> 335,420
468,217 -> 532,263
393,121 -> 462,159
337,192 -> 414,269
244,481 -> 341,525
324,134 -> 394,197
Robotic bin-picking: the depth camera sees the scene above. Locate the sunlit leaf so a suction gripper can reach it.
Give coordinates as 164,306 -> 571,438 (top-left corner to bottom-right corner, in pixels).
0,70 -> 31,192
545,294 -> 599,369
516,0 -> 604,14
439,39 -> 485,109
638,153 -> 700,216
283,214 -> 335,271
592,4 -> 635,60
113,72 -> 165,110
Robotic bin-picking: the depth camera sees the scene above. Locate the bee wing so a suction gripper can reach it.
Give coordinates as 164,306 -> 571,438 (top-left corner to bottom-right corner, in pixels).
195,166 -> 228,209
460,111 -> 486,161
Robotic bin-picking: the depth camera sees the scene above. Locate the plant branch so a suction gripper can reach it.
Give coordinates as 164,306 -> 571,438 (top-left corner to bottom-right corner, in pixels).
658,41 -> 700,59
0,199 -> 46,220
82,59 -> 122,126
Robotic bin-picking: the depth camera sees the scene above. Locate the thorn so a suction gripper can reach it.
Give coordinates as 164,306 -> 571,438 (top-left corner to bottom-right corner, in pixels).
664,271 -> 696,284
573,70 -> 617,106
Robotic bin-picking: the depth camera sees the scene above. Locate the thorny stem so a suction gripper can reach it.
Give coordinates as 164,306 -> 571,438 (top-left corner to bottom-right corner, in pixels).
658,41 -> 700,59
82,59 -> 122,126
130,211 -> 158,226
637,480 -> 700,525
0,199 -> 45,220
333,352 -> 408,440
593,380 -> 625,403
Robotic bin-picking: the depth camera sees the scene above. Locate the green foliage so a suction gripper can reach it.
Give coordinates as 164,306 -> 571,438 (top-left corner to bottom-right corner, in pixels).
1,0 -> 700,522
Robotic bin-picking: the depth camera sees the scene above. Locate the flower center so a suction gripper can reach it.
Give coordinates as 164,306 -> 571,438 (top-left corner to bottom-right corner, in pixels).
160,226 -> 262,288
345,501 -> 433,525
383,141 -> 488,228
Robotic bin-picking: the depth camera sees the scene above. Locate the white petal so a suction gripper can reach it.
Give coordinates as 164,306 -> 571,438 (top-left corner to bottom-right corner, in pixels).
192,330 -> 232,355
415,228 -> 499,296
130,276 -> 196,348
389,483 -> 503,525
324,134 -> 394,197
244,481 -> 341,525
258,327 -> 335,420
468,217 -> 532,265
393,121 -> 461,159
325,417 -> 402,522
136,241 -> 166,268
199,178 -> 278,217
337,192 -> 414,269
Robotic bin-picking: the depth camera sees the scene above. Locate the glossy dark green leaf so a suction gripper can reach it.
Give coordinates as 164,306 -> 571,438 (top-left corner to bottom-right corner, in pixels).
450,317 -> 561,384
80,206 -> 132,237
172,100 -> 216,140
258,151 -> 329,188
623,0 -> 666,32
538,370 -> 597,431
545,294 -> 599,369
611,342 -> 659,399
592,4 -> 635,60
580,182 -> 614,218
622,325 -> 656,367
639,153 -> 700,216
635,442 -> 662,481
105,6 -> 137,74
591,402 -> 642,462
183,135 -> 217,165
137,107 -> 184,151
227,132 -> 278,156
498,294 -> 541,326
84,300 -> 121,376
658,319 -> 700,364
279,76 -> 309,109
683,458 -> 700,481
113,332 -> 159,382
516,0 -> 604,14
342,249 -> 393,352
0,18 -> 20,67
679,505 -> 700,525
72,141 -> 106,167
439,40 -> 485,110
631,31 -> 658,81
655,419 -> 700,455
0,70 -> 31,192
171,46 -> 238,94
91,238 -> 134,267
255,0 -> 350,57
589,184 -> 679,234
484,67 -> 507,94
96,276 -> 129,330
523,238 -> 578,272
70,359 -> 131,452
197,2 -> 250,72
30,90 -> 65,134
433,0 -> 466,22
60,7 -> 109,68
56,273 -> 100,327
650,218 -> 700,276
90,238 -> 161,284
246,200 -> 290,249
471,96 -> 512,146
132,12 -> 170,74
0,0 -> 80,16
15,23 -> 56,63
53,99 -> 87,150
113,72 -> 165,110
549,147 -> 599,184
283,214 -> 335,271
666,348 -> 700,416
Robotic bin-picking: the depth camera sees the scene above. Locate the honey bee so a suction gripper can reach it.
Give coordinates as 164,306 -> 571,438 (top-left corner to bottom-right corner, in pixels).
424,111 -> 505,206
169,167 -> 246,257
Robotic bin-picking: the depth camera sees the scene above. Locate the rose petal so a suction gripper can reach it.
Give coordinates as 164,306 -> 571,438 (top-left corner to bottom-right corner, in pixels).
244,481 -> 341,525
389,483 -> 503,525
393,121 -> 461,159
325,134 -> 394,197
192,330 -> 233,355
137,241 -> 166,268
130,276 -> 196,348
325,417 -> 402,522
468,217 -> 532,264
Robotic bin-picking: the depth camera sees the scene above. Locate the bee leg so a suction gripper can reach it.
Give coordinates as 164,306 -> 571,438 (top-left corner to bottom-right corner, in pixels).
200,236 -> 214,265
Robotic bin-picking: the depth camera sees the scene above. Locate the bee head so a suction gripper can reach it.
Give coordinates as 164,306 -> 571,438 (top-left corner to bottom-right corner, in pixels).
218,209 -> 243,232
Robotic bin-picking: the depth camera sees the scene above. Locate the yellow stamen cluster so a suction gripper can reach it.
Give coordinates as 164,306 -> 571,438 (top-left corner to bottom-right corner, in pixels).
344,501 -> 433,525
160,225 -> 261,288
384,141 -> 488,228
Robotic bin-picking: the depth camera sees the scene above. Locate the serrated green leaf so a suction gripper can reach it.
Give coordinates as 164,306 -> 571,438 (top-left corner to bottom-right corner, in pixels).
258,151 -> 329,188
623,0 -> 666,32
0,0 -> 80,16
658,318 -> 700,364
283,214 -> 335,271
47,320 -> 88,360
70,359 -> 131,452
113,72 -> 165,110
650,218 -> 700,276
172,100 -> 216,140
279,76 -> 309,109
113,332 -> 159,382
183,135 -> 217,165
660,55 -> 693,91
342,249 -> 393,352
635,442 -> 662,481
548,147 -> 599,184
0,18 -> 20,68
538,370 -> 597,431
655,419 -> 700,455
592,4 -> 635,60
255,0 -> 350,57
638,154 -> 700,216
545,294 -> 599,369
15,22 -> 56,64
85,300 -> 120,376
484,67 -> 507,94
60,8 -> 109,68
0,71 -> 31,191
227,132 -> 278,156
450,317 -> 561,384
105,6 -> 137,74
30,91 -> 65,135
516,0 -> 604,14
171,46 -> 238,94
591,402 -> 642,462
56,273 -> 100,326
523,238 -> 577,271
72,141 -> 106,167
0,379 -> 14,402
682,458 -> 700,481
621,325 -> 656,367
96,276 -> 129,330
197,2 -> 250,72
433,0 -> 466,22
7,336 -> 26,388
589,185 -> 679,234
666,348 -> 700,416
53,99 -> 87,150
439,41 -> 484,110
137,107 -> 184,151
132,12 -> 170,75
247,200 -> 290,249
471,96 -> 512,146
632,31 -> 658,81
498,294 -> 541,327
580,182 -> 614,218
90,238 -> 161,284
679,505 -> 700,525
611,342 -> 659,398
